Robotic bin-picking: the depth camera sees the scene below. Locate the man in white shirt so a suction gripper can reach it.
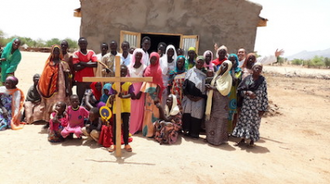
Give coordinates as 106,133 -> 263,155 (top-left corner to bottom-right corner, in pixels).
120,41 -> 131,66
141,36 -> 151,66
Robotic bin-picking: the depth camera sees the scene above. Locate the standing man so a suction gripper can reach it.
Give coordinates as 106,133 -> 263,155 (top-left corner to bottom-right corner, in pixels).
72,37 -> 98,102
141,36 -> 151,66
120,41 -> 131,66
100,40 -> 121,77
0,38 -> 21,85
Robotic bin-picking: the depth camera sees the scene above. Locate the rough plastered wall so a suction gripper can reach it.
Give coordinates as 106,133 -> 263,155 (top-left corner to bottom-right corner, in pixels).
79,0 -> 262,54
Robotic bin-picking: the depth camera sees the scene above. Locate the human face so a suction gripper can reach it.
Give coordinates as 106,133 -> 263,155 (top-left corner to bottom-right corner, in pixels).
158,44 -> 165,54
218,49 -> 227,60
101,44 -> 108,55
88,111 -> 97,121
252,65 -> 263,76
95,82 -> 102,91
150,56 -> 157,65
206,70 -> 214,77
166,95 -> 173,108
177,58 -> 185,70
177,48 -> 184,56
205,53 -> 212,63
247,55 -> 256,67
167,48 -> 174,58
53,47 -> 60,59
110,42 -> 117,53
142,39 -> 151,51
229,56 -> 237,68
196,59 -> 204,70
121,42 -> 129,52
120,66 -> 128,77
60,41 -> 68,52
70,96 -> 80,108
12,39 -> 21,50
188,50 -> 196,60
5,79 -> 15,89
78,39 -> 88,50
55,102 -> 65,114
103,89 -> 109,96
237,48 -> 246,61
135,52 -> 142,63
220,62 -> 228,75
33,76 -> 40,86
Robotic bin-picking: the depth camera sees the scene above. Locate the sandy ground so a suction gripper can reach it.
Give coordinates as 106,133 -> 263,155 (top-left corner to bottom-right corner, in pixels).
1,52 -> 330,184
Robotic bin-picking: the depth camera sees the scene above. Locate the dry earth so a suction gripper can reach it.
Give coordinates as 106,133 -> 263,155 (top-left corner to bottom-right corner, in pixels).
1,52 -> 329,184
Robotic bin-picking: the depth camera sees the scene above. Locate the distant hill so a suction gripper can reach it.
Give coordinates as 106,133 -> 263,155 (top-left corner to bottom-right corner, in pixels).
287,48 -> 330,60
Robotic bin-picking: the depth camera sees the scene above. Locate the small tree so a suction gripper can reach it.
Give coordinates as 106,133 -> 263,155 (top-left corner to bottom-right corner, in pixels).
324,57 -> 330,69
291,59 -> 303,65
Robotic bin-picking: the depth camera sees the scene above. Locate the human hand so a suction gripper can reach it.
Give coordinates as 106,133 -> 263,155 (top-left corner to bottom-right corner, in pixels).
258,111 -> 265,117
154,97 -> 160,104
275,49 -> 284,57
2,109 -> 8,119
135,92 -> 142,100
246,91 -> 256,99
105,68 -> 111,73
205,84 -> 215,90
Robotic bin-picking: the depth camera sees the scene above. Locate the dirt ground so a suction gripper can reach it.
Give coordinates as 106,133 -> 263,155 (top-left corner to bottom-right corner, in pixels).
1,52 -> 329,184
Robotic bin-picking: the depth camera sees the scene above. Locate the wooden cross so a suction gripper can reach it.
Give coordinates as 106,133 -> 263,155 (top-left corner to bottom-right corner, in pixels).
83,56 -> 152,157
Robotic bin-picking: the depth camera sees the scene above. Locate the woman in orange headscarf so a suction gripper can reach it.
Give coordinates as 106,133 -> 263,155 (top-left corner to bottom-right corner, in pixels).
38,45 -> 72,126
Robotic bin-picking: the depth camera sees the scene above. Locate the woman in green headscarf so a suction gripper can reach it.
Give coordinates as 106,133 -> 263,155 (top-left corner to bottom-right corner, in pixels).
0,38 -> 22,85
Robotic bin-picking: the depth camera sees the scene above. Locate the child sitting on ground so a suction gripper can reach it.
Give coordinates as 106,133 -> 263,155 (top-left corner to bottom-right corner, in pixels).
108,65 -> 135,152
48,101 -> 68,142
61,94 -> 89,139
82,107 -> 102,142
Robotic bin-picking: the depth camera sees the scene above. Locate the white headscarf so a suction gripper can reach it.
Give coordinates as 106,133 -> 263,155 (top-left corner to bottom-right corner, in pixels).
205,60 -> 232,120
128,48 -> 146,77
164,94 -> 180,116
160,45 -> 177,75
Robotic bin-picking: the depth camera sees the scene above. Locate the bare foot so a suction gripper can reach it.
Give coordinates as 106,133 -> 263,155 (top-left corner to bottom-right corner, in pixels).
234,139 -> 245,146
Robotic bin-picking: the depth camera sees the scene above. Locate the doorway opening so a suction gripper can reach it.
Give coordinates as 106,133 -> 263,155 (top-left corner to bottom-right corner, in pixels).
140,33 -> 181,53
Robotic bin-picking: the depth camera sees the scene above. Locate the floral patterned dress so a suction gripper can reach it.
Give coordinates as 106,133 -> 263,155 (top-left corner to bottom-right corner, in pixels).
232,80 -> 268,142
0,93 -> 13,130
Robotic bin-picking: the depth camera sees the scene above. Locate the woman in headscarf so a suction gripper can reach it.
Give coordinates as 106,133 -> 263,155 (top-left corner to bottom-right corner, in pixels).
232,62 -> 268,147
0,38 -> 21,86
182,56 -> 207,138
212,45 -> 228,71
0,76 -> 25,130
169,56 -> 186,107
38,45 -> 71,126
241,53 -> 257,80
128,48 -> 146,134
185,47 -> 197,70
227,53 -> 242,134
100,83 -> 112,103
23,74 -> 43,124
141,52 -> 163,137
154,94 -> 182,145
160,45 -> 177,108
205,60 -> 232,145
203,50 -> 216,72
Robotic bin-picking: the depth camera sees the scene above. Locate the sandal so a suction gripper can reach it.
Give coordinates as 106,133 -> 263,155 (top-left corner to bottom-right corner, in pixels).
124,145 -> 132,152
107,146 -> 116,152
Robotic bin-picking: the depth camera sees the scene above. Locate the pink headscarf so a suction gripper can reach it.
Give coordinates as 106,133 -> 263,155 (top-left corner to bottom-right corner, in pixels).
203,50 -> 215,72
144,52 -> 164,89
129,48 -> 145,69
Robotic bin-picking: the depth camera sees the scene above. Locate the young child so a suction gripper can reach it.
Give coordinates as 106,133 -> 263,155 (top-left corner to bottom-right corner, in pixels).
108,65 -> 135,152
61,95 -> 89,139
22,74 -> 43,124
205,69 -> 214,85
48,101 -> 68,142
82,107 -> 102,142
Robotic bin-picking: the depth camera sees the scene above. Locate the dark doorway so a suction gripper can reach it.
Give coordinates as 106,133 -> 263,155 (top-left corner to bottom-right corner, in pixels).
141,33 -> 181,54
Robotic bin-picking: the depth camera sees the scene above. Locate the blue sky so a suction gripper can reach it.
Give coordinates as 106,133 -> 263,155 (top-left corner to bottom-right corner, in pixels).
1,0 -> 329,57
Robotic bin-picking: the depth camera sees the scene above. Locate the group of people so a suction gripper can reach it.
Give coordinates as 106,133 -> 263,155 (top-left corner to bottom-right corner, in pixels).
0,36 -> 283,151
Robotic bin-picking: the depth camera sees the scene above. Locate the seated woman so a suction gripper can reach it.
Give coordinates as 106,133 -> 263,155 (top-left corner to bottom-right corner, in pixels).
22,74 -> 43,124
81,82 -> 103,111
154,94 -> 182,145
0,76 -> 25,130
